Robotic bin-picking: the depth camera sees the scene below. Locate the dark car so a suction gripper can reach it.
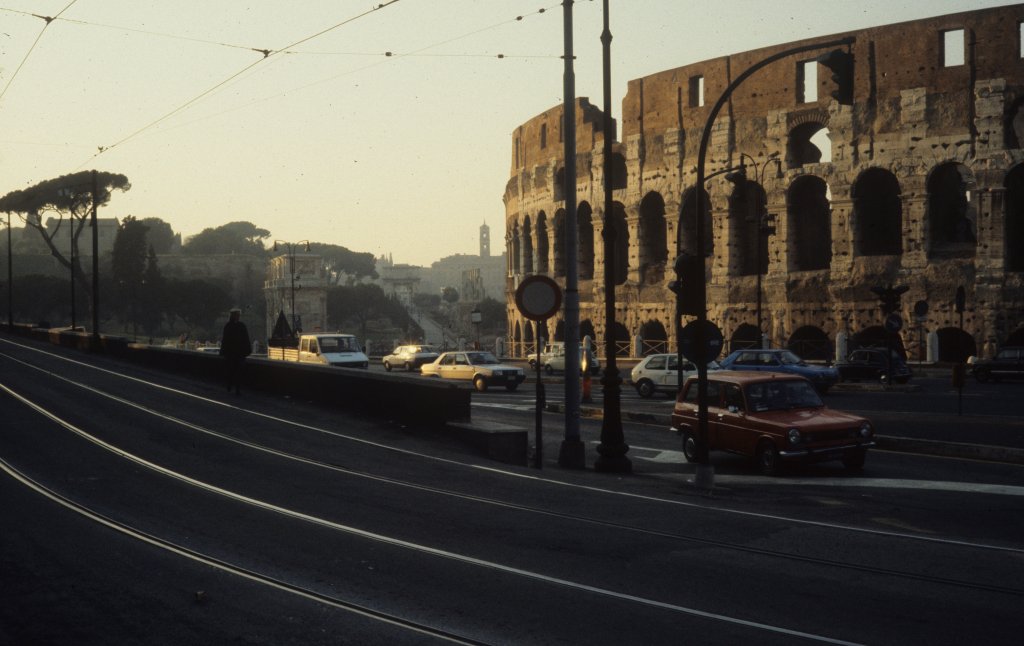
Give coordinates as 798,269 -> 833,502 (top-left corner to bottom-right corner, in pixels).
383,344 -> 440,372
971,346 -> 1024,382
671,372 -> 875,475
718,348 -> 839,393
836,348 -> 912,384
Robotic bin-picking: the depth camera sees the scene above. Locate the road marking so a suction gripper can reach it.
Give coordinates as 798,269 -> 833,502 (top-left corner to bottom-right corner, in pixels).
625,444 -> 1024,496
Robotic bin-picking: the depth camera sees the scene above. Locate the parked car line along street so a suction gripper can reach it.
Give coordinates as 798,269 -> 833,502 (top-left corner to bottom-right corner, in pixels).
718,348 -> 839,393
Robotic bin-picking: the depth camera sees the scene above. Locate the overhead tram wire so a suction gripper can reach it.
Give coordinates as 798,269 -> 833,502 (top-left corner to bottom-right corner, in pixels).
0,0 -> 80,104
78,0 -> 403,167
104,3 -> 569,143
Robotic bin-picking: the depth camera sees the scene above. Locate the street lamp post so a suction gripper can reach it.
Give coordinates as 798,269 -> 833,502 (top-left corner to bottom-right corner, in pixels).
687,36 -> 855,485
273,240 -> 310,335
727,153 -> 781,347
6,213 -> 12,329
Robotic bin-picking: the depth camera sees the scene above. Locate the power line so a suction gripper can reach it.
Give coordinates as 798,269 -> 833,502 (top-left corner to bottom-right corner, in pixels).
82,0 -> 404,164
0,0 -> 79,103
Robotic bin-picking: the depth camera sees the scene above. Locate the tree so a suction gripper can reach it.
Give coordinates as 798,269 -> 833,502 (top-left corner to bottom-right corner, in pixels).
476,296 -> 508,336
0,170 -> 130,314
137,245 -> 166,335
165,278 -> 231,337
308,243 -> 378,281
182,221 -> 269,256
442,287 -> 460,304
111,216 -> 149,333
140,217 -> 177,254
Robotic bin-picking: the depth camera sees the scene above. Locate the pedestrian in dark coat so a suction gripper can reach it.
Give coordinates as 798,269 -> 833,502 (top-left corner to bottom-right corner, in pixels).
220,308 -> 251,394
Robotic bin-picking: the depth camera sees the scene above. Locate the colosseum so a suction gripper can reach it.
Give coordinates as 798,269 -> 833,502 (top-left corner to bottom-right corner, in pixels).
503,4 -> 1024,364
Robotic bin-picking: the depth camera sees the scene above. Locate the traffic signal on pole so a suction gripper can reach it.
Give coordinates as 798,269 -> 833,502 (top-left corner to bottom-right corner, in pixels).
871,284 -> 909,316
670,253 -> 703,316
817,49 -> 854,105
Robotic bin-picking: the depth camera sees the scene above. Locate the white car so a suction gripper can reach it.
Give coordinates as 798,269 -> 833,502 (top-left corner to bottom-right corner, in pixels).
421,351 -> 526,392
630,353 -> 719,398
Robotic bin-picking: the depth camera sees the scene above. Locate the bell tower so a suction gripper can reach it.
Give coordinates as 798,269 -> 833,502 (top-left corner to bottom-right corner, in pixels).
479,220 -> 490,258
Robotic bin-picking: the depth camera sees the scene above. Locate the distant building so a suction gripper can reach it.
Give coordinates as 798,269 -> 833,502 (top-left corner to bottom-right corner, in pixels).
480,220 -> 491,258
264,253 -> 327,336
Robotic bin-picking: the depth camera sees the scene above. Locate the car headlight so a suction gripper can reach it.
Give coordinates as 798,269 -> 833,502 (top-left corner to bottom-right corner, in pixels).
787,428 -> 801,445
859,422 -> 873,438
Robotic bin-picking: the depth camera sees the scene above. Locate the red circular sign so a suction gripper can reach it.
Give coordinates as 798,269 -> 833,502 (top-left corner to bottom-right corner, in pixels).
515,275 -> 562,321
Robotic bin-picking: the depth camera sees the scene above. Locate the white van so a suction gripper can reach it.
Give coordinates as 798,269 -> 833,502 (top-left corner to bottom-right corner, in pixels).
267,334 -> 369,368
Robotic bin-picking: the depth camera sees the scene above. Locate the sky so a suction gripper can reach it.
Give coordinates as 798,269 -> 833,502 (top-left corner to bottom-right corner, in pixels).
0,1 -> 1015,267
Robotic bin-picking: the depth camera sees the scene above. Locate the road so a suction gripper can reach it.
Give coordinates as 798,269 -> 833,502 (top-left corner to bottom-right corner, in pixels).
2,334 -> 1023,645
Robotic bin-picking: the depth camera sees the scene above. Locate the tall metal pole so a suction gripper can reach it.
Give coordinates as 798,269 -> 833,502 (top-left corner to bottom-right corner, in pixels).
91,170 -> 100,341
6,213 -> 12,328
558,0 -> 585,469
69,211 -> 76,330
595,0 -> 630,473
289,246 -> 297,333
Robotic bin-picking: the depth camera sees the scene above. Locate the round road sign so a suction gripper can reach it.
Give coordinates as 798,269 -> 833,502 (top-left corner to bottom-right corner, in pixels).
680,319 -> 724,365
515,275 -> 562,321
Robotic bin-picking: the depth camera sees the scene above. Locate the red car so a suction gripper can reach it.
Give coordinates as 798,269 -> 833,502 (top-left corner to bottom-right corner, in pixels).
671,371 -> 875,475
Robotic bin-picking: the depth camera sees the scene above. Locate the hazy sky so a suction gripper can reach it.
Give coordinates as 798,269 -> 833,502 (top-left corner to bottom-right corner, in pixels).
0,1 -> 1013,266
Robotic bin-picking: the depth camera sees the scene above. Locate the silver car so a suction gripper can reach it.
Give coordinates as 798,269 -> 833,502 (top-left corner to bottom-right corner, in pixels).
383,344 -> 440,372
630,353 -> 719,398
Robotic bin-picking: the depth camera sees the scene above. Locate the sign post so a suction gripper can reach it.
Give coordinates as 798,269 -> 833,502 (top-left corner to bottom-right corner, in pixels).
515,276 -> 563,469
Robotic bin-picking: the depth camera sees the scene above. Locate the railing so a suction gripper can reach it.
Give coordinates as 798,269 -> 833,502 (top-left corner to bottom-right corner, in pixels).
640,339 -> 669,356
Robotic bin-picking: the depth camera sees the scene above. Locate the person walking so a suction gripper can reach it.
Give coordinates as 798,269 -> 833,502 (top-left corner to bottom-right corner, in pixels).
219,307 -> 251,394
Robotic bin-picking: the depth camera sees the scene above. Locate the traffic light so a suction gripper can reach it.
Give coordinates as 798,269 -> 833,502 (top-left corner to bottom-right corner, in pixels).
871,284 -> 909,316
670,253 -> 703,316
817,49 -> 854,105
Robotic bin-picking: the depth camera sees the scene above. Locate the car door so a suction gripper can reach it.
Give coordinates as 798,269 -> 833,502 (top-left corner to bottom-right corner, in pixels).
436,353 -> 457,379
715,383 -> 753,455
451,353 -> 474,381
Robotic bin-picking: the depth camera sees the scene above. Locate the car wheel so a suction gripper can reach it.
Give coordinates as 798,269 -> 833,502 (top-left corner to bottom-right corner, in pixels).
681,431 -> 698,463
474,376 -> 488,392
505,383 -> 519,392
843,449 -> 866,471
544,364 -> 554,375
756,441 -> 781,476
636,379 -> 655,398
405,361 -> 414,372
383,361 -> 392,372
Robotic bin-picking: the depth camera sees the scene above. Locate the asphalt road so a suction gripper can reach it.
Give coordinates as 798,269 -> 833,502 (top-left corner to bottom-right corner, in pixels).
2,335 -> 1023,645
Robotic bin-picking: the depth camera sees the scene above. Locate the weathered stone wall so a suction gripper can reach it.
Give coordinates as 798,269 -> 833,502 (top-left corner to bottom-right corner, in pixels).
504,5 -> 1024,361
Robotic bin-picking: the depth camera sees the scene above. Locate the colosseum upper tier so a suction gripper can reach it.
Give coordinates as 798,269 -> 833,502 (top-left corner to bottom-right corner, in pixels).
503,4 -> 1024,362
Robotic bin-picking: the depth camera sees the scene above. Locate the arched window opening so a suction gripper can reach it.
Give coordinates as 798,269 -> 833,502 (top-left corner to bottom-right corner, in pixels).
610,152 -> 628,190
927,162 -> 976,257
510,224 -> 521,274
680,187 -> 713,257
578,202 -> 595,280
580,319 -> 596,345
728,176 -> 767,276
730,323 -> 761,352
1005,165 -> 1024,272
639,320 -> 669,355
553,210 -> 566,277
787,326 -> 832,361
1004,97 -> 1024,149
536,212 -> 550,273
554,319 -> 565,343
522,216 -> 534,274
851,326 -> 908,359
639,192 -> 668,282
852,168 -> 902,256
610,202 -> 629,285
609,321 -> 630,357
788,175 -> 832,271
787,122 -> 831,167
936,327 -> 976,363
554,167 -> 565,202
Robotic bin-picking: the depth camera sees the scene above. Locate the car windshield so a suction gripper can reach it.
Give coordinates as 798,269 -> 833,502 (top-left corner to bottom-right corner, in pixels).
414,346 -> 438,354
319,336 -> 359,352
467,352 -> 500,365
745,380 -> 823,412
777,351 -> 804,365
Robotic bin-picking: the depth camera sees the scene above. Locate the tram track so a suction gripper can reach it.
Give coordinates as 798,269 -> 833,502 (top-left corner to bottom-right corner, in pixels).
2,343 -> 1022,603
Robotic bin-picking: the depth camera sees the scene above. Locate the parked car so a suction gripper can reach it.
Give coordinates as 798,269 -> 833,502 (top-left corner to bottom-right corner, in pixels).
383,344 -> 440,372
718,348 -> 839,393
421,351 -> 526,392
630,353 -> 720,398
970,346 -> 1024,382
836,348 -> 912,384
528,342 -> 601,375
670,371 -> 875,475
